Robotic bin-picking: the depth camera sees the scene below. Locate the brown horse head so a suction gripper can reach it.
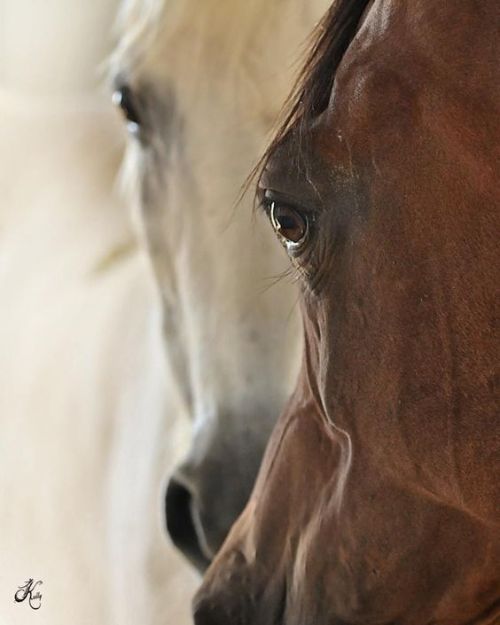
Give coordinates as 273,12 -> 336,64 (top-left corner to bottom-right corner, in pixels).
194,0 -> 499,623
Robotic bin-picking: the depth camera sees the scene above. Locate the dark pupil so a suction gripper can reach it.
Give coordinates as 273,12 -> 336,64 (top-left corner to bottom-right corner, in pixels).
116,86 -> 141,125
274,206 -> 306,243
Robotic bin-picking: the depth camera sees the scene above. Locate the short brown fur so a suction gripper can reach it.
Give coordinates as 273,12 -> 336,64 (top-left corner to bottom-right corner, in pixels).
195,0 -> 500,623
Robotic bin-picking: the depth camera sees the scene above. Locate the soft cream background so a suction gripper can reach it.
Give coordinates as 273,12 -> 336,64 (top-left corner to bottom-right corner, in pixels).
0,1 -> 198,623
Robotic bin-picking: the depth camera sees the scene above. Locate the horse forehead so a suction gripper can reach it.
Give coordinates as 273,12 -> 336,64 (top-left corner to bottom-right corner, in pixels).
335,0 -> 497,119
312,0 -> 499,230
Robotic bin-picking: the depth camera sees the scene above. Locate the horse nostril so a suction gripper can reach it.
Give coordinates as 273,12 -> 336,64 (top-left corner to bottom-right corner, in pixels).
192,606 -> 220,625
165,476 -> 212,572
193,595 -> 233,625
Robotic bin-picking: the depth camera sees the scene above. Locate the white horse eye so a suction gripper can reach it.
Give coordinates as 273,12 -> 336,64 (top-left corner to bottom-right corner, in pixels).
270,201 -> 309,249
112,85 -> 141,134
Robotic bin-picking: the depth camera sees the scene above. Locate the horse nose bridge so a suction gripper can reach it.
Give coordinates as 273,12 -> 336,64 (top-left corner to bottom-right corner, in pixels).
171,448 -> 250,508
172,430 -> 262,522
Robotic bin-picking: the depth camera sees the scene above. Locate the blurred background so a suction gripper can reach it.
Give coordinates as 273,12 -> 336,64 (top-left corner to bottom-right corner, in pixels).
0,1 -> 198,623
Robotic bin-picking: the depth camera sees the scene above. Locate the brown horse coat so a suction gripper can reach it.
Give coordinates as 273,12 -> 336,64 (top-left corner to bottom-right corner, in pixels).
194,0 -> 500,623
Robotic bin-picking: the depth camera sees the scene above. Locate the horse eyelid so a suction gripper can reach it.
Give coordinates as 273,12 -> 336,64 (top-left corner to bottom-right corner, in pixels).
260,189 -> 318,221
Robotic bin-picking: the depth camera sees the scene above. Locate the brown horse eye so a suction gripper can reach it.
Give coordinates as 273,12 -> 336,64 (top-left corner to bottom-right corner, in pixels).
270,202 -> 308,248
112,85 -> 141,133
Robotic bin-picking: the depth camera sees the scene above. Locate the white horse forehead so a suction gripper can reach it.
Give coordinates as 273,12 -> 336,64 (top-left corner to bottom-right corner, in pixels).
109,0 -> 332,213
110,0 -> 328,109
113,0 -> 280,68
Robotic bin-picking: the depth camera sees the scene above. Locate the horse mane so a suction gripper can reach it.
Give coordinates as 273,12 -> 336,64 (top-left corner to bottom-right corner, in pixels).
254,0 -> 371,185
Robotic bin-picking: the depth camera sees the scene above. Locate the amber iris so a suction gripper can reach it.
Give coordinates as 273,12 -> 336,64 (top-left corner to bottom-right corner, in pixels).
270,202 -> 308,245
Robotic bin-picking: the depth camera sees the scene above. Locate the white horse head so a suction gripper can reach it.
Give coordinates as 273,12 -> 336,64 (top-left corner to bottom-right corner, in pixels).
110,0 -> 328,570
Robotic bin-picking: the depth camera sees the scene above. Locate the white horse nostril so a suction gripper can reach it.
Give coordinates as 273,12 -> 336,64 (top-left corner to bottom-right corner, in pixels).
165,477 -> 212,573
